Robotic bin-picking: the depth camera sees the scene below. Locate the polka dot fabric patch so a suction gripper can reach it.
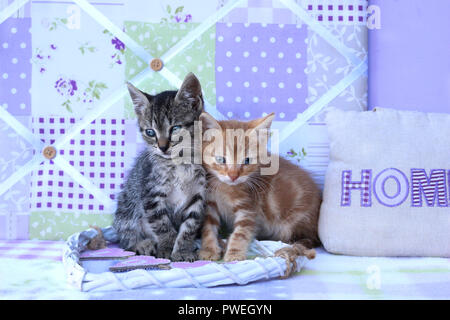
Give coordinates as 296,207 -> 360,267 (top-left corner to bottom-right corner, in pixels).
0,18 -> 31,116
215,23 -> 307,121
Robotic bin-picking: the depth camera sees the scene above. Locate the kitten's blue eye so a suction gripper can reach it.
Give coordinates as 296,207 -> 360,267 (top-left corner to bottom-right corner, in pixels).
244,157 -> 250,165
215,156 -> 226,164
171,125 -> 182,133
145,129 -> 156,137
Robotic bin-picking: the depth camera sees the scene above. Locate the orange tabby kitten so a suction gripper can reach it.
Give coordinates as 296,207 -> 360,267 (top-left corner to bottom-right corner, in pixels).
199,112 -> 321,266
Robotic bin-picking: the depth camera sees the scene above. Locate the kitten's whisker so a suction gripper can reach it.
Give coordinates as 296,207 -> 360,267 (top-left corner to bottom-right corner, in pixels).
249,174 -> 271,193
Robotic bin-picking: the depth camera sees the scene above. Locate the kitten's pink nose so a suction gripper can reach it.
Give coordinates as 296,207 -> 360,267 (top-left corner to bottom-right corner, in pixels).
228,172 -> 239,182
158,137 -> 169,153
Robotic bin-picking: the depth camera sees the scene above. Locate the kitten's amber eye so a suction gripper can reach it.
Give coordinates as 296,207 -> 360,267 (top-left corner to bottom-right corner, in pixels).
215,156 -> 226,164
145,129 -> 156,137
244,157 -> 250,165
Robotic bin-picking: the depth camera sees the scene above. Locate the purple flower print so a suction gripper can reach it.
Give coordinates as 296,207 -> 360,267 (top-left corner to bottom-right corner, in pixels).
111,53 -> 122,65
103,29 -> 125,68
55,78 -> 78,97
184,14 -> 192,22
54,77 -> 107,112
68,80 -> 78,95
174,14 -> 192,23
286,148 -> 307,163
54,78 -> 64,91
32,47 -> 54,74
111,37 -> 125,51
82,92 -> 93,104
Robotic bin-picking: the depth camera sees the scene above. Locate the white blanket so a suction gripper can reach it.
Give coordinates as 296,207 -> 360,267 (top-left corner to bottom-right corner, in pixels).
1,244 -> 448,300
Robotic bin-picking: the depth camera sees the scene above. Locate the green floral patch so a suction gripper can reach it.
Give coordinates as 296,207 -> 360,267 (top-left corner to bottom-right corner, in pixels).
286,147 -> 307,163
124,22 -> 216,119
29,211 -> 113,241
48,17 -> 68,31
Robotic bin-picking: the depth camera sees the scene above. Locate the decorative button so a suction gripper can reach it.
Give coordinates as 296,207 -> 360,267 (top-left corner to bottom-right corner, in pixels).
150,58 -> 163,71
43,146 -> 57,160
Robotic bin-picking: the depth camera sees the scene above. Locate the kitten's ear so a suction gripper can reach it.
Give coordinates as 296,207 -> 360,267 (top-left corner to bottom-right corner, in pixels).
199,112 -> 221,131
127,82 -> 151,117
250,112 -> 275,131
175,73 -> 203,112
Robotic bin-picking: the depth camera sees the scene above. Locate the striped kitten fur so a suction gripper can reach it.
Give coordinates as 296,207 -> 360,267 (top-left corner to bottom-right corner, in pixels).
199,112 -> 321,264
113,73 -> 206,262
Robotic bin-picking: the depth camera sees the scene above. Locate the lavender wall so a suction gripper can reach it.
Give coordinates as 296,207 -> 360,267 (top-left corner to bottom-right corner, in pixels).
369,0 -> 450,113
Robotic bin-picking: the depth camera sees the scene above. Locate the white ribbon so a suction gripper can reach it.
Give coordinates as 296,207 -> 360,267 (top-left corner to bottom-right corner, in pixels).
53,69 -> 152,150
161,0 -> 246,63
0,154 -> 44,197
72,0 -> 235,119
0,107 -> 44,150
280,57 -> 368,142
72,0 -> 152,63
0,0 -> 368,205
279,0 -> 363,66
0,0 -> 29,24
53,157 -> 115,210
277,0 -> 368,142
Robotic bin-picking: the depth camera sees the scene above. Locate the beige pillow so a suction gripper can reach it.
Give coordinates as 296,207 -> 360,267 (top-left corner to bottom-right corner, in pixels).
319,108 -> 450,257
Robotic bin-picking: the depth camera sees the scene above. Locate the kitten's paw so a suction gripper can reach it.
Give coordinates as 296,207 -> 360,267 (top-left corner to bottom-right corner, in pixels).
135,239 -> 157,256
156,246 -> 173,259
304,249 -> 316,260
275,247 -> 297,278
274,246 -> 315,278
199,247 -> 222,261
275,246 -> 316,260
223,250 -> 247,262
171,250 -> 198,262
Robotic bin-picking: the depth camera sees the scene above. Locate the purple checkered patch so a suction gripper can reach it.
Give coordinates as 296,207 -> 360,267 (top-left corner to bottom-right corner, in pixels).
0,239 -> 64,261
30,117 -> 125,212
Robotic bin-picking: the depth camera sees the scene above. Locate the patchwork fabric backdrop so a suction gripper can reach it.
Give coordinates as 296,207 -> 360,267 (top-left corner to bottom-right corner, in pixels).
0,0 -> 368,240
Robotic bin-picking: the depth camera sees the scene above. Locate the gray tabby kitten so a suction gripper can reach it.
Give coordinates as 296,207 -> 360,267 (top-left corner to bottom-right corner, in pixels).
113,73 -> 206,261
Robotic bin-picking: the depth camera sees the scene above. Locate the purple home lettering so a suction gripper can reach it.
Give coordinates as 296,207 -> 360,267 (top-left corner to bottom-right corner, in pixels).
341,169 -> 372,207
411,169 -> 448,207
341,168 -> 449,208
373,168 -> 409,207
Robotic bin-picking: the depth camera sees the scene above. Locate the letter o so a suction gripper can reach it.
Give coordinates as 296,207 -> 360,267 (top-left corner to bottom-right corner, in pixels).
374,168 -> 409,207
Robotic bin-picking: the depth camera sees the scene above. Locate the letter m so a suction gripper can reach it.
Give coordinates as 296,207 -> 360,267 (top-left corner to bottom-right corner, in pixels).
411,169 -> 448,207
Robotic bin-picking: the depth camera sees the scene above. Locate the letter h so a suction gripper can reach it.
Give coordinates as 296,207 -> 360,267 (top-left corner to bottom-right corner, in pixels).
341,169 -> 372,207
